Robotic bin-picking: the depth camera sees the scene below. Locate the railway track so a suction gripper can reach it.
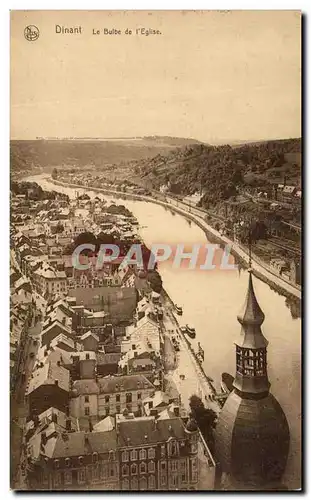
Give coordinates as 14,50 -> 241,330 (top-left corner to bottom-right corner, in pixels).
269,237 -> 301,257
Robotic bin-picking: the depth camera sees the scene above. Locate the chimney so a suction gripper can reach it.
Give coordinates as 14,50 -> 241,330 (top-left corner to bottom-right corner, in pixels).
57,360 -> 61,366
52,412 -> 58,423
66,419 -> 71,431
173,406 -> 180,417
55,379 -> 59,386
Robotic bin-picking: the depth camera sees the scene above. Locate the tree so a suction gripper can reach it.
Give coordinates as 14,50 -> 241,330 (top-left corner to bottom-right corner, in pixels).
147,270 -> 162,293
55,222 -> 64,234
189,394 -> 217,452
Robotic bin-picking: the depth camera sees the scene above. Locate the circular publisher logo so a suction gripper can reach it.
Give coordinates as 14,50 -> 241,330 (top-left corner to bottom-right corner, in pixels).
24,25 -> 39,42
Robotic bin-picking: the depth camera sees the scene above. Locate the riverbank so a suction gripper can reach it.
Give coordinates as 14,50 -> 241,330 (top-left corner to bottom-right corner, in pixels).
49,177 -> 301,301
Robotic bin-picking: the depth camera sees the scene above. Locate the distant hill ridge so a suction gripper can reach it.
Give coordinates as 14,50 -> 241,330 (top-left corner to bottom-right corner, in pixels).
10,136 -> 202,174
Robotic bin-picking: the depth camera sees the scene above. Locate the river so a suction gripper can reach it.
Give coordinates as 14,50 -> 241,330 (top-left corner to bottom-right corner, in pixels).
25,174 -> 301,489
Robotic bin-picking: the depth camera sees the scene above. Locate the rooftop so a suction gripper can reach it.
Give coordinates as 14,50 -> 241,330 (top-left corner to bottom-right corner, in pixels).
98,374 -> 154,394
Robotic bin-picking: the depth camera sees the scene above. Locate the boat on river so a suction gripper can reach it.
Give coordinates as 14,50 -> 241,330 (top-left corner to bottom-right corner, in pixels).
174,304 -> 183,315
185,324 -> 196,339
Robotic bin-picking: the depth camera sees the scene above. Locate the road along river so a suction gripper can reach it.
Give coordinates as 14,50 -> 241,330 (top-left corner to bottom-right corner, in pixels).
26,174 -> 301,489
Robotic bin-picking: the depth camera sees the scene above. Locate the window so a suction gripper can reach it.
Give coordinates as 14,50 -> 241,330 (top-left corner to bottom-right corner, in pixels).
148,461 -> 155,473
78,456 -> 84,465
140,477 -> 147,491
137,392 -> 142,400
54,459 -> 60,469
105,407 -> 110,416
126,393 -> 132,403
139,449 -> 146,460
116,404 -> 121,414
170,441 -> 178,456
53,471 -> 62,487
131,463 -> 137,475
131,477 -> 138,490
122,478 -> 129,490
191,443 -> 198,453
86,353 -> 90,360
122,464 -> 129,476
109,450 -> 116,461
139,462 -> 146,474
130,449 -> 137,461
64,471 -> 72,485
191,458 -> 197,470
85,396 -> 89,403
148,448 -> 155,459
42,472 -> 49,486
171,460 -> 177,472
78,469 -> 86,484
161,461 -> 166,471
92,465 -> 100,481
92,452 -> 98,463
65,458 -> 71,467
191,471 -> 198,483
181,473 -> 187,483
172,475 -> 178,487
109,465 -> 115,478
122,451 -> 129,462
105,395 -> 110,403
148,475 -> 156,490
116,394 -> 120,402
161,445 -> 166,457
161,475 -> 166,486
85,407 -> 90,416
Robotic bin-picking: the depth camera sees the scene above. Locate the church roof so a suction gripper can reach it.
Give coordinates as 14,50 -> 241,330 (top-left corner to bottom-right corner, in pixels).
215,391 -> 290,488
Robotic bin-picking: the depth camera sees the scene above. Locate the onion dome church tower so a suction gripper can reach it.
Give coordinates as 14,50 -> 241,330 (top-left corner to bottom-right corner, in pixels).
215,269 -> 290,490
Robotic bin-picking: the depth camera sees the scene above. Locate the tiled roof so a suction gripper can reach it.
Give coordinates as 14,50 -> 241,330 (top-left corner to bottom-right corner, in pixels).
41,319 -> 72,338
80,330 -> 99,342
50,334 -> 75,350
97,352 -> 121,365
72,379 -> 99,395
61,430 -> 117,458
117,416 -> 186,447
26,362 -> 70,395
98,374 -> 154,394
93,416 -> 115,432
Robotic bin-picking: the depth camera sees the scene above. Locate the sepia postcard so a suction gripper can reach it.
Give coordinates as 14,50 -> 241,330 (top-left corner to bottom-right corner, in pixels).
10,10 -> 301,491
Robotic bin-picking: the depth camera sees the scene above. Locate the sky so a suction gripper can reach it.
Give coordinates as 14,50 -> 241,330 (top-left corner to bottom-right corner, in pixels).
10,10 -> 301,143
